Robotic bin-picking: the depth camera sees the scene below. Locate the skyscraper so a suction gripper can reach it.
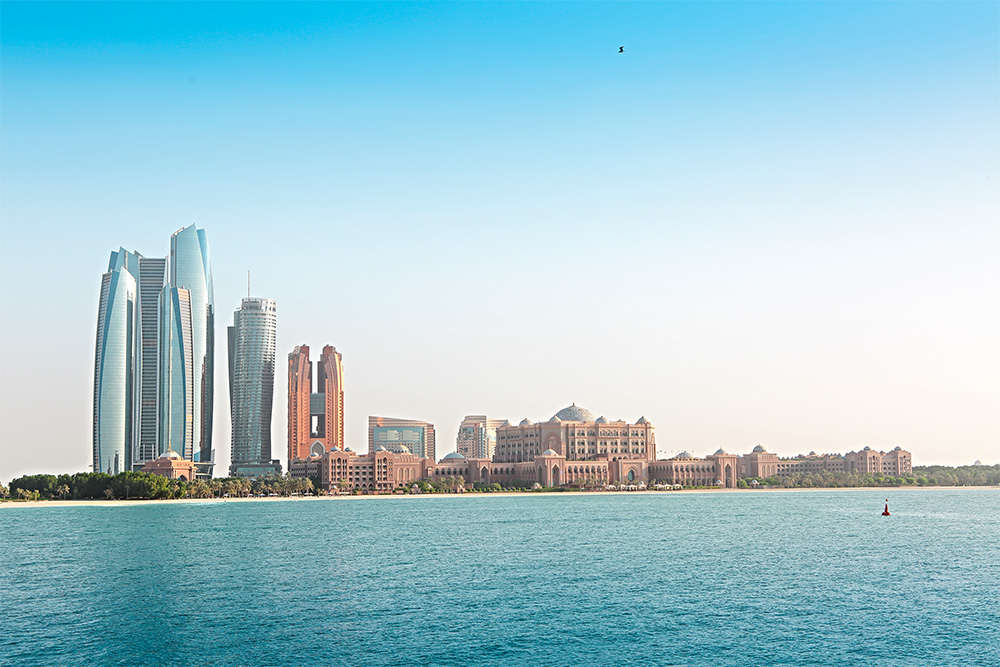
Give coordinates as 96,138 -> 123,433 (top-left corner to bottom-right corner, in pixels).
168,225 -> 215,469
134,256 -> 167,469
158,284 -> 195,459
93,249 -> 138,475
228,297 -> 280,477
287,345 -> 313,462
318,345 -> 344,452
93,225 -> 215,477
287,344 -> 344,462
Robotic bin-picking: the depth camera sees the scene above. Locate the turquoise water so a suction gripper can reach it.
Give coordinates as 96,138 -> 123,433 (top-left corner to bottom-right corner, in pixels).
1,488 -> 998,667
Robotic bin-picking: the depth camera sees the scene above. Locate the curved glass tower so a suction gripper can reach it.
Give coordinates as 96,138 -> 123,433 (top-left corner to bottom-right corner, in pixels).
228,297 -> 279,477
93,249 -> 138,475
158,285 -> 195,458
168,225 -> 215,467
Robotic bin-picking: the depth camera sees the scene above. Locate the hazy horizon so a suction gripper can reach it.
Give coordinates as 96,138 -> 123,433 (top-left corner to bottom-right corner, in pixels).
2,2 -> 997,481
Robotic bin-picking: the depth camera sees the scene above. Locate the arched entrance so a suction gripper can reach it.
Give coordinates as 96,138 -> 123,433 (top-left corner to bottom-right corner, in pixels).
552,465 -> 560,487
480,466 -> 489,482
725,464 -> 733,488
627,469 -> 636,482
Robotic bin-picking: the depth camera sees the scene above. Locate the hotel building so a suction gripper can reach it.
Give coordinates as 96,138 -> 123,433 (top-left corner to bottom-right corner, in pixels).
291,403 -> 912,493
287,344 -> 344,462
291,444 -> 433,493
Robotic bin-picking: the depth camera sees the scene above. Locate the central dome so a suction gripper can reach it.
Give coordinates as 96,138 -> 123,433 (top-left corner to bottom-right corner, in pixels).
553,403 -> 596,422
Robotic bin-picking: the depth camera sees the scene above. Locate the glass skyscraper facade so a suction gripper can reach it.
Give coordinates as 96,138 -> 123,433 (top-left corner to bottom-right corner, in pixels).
228,297 -> 280,477
135,256 -> 167,468
158,285 -> 195,459
169,225 -> 215,467
93,249 -> 138,475
92,226 -> 215,477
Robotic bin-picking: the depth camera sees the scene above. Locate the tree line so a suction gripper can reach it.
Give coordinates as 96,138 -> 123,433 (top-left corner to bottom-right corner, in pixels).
1,472 -> 316,501
738,464 -> 1000,489
3,464 -> 997,500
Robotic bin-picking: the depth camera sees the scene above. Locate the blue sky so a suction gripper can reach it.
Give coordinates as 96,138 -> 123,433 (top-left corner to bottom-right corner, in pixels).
1,2 -> 997,480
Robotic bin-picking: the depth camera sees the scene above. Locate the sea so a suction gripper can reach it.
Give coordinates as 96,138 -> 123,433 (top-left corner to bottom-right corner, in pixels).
1,488 -> 998,667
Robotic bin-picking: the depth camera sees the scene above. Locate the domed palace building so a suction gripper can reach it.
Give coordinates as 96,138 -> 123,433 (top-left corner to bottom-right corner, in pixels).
485,404 -> 657,487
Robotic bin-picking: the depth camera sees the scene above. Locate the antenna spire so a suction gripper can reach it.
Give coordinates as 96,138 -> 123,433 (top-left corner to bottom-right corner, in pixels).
247,270 -> 251,299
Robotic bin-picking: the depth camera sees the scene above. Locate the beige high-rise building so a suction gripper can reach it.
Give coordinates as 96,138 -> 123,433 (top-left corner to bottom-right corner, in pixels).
456,415 -> 506,459
287,344 -> 344,463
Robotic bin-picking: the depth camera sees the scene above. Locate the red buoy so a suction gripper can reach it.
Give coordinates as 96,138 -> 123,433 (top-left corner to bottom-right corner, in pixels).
882,499 -> 891,516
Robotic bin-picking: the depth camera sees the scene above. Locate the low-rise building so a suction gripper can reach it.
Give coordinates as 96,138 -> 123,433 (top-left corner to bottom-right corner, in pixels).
142,451 -> 197,481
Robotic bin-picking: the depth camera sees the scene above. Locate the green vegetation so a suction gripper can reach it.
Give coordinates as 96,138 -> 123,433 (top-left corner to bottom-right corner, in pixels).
912,464 -> 1000,487
742,464 -> 1000,489
6,464 -> 996,501
4,472 -> 317,501
8,472 -> 186,500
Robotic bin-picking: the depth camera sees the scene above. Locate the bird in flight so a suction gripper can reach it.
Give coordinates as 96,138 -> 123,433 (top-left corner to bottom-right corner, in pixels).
619,46 -> 625,53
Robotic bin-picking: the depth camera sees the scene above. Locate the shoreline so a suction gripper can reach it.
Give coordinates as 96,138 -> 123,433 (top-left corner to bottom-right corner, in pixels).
2,484 -> 996,509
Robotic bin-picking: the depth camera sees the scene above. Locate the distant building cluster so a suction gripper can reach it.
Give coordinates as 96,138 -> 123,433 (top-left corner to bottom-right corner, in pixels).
93,226 -> 215,479
92,227 -> 914,488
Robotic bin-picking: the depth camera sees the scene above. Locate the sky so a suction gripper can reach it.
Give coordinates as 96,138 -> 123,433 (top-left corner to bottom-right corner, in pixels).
1,1 -> 997,482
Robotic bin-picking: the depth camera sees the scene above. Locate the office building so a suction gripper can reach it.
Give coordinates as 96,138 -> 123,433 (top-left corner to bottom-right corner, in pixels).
133,256 -> 167,469
369,417 -> 435,460
158,284 -> 195,459
92,226 -> 214,478
168,225 -> 215,470
228,297 -> 280,477
93,249 -> 139,475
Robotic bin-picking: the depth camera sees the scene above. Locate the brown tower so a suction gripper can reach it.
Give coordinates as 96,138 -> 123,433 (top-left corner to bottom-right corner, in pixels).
287,345 -> 313,463
318,346 -> 345,453
287,343 -> 344,463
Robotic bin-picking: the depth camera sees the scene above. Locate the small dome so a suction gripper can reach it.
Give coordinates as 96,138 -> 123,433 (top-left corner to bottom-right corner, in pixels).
863,446 -> 872,452
752,445 -> 766,453
675,451 -> 692,459
714,448 -> 728,456
548,415 -> 561,423
636,416 -> 649,425
541,449 -> 559,456
345,447 -> 353,452
376,445 -> 388,452
894,446 -> 901,451
809,451 -> 817,456
399,445 -> 410,454
519,418 -> 533,426
164,450 -> 181,459
501,419 -> 511,427
443,452 -> 465,460
554,404 -> 596,422
596,416 -> 608,424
